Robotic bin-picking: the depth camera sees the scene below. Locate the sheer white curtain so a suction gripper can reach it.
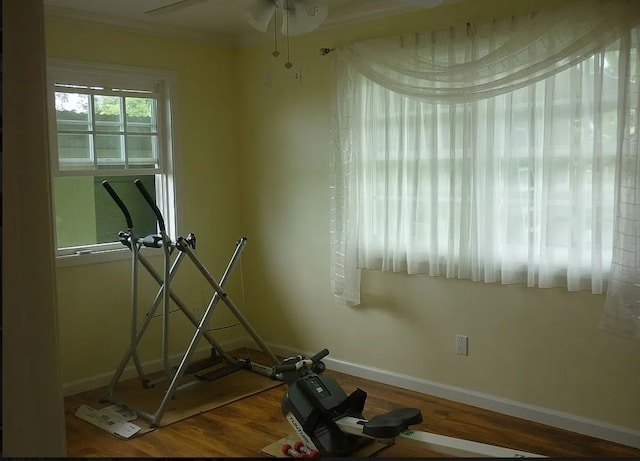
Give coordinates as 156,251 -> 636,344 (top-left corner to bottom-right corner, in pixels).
600,28 -> 640,340
330,0 -> 640,339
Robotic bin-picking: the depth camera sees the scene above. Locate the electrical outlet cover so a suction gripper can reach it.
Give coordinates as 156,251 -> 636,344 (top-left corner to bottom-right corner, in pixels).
456,335 -> 468,356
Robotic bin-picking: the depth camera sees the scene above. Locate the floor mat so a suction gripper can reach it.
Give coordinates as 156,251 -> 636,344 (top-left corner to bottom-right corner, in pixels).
76,367 -> 283,438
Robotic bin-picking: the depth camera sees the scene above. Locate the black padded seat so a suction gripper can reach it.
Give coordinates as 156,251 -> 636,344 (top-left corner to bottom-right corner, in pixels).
362,408 -> 423,438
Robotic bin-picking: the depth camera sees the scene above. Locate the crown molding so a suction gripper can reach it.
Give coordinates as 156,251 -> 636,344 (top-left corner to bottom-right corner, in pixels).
44,5 -> 236,45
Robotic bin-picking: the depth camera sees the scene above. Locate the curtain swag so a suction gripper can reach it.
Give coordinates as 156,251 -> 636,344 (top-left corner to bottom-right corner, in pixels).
335,0 -> 640,103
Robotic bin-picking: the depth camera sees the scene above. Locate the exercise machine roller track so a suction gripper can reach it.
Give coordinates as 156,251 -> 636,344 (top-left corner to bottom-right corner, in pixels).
273,349 -> 546,458
100,179 -> 281,427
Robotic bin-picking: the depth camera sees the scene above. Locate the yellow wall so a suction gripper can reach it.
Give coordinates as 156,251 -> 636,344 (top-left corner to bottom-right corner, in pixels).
235,0 -> 640,432
45,0 -> 640,437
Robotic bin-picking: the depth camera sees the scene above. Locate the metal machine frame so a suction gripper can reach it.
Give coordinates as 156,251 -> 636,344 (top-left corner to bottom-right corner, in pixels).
101,179 -> 280,427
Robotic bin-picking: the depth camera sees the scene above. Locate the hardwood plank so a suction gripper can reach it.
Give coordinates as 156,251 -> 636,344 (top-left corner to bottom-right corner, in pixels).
64,351 -> 640,458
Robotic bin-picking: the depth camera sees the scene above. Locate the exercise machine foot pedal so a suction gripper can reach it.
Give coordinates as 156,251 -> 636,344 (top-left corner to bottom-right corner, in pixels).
195,359 -> 249,381
362,408 -> 423,438
183,349 -> 222,375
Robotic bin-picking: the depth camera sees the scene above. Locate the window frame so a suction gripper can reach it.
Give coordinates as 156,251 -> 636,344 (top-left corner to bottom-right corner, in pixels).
46,59 -> 179,266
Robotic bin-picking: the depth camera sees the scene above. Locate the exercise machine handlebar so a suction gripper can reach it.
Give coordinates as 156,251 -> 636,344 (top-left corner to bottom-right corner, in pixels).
309,348 -> 330,363
134,179 -> 166,233
273,348 -> 329,374
102,180 -> 133,229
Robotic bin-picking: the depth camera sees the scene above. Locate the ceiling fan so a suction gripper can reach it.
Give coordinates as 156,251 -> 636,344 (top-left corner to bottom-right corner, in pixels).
145,0 -> 328,36
243,0 -> 446,36
145,0 -> 445,36
245,0 -> 328,36
144,0 -> 445,67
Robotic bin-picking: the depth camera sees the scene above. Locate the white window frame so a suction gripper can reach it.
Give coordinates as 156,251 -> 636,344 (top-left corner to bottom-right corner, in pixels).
47,59 -> 178,266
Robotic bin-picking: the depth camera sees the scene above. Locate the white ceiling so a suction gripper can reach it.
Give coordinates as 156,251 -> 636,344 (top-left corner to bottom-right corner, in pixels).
43,0 -> 451,46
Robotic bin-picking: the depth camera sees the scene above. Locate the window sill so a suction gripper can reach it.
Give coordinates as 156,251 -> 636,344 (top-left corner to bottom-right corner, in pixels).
55,247 -> 163,268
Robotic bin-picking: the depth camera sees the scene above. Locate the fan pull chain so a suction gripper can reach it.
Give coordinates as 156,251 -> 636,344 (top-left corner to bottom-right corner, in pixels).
272,8 -> 280,57
284,4 -> 293,68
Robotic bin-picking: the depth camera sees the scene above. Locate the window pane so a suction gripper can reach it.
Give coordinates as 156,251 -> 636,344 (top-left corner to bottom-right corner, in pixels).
55,92 -> 90,132
54,175 -> 158,249
54,176 -> 97,248
126,97 -> 157,133
127,135 -> 159,168
57,133 -> 93,171
94,95 -> 123,132
96,134 -> 124,168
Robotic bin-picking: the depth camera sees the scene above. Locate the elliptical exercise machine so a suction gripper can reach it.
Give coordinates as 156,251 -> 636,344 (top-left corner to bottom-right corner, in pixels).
273,349 -> 545,458
101,179 -> 281,427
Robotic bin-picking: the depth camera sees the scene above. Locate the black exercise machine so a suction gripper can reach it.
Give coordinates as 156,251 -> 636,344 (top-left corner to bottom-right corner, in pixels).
273,349 -> 545,458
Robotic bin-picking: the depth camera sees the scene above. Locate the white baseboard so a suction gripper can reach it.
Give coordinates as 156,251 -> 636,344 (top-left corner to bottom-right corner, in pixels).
261,341 -> 640,450
63,338 -> 640,450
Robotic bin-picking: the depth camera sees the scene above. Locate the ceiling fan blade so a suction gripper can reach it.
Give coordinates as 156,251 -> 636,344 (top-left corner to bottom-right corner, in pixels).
398,0 -> 444,8
245,0 -> 278,32
144,0 -> 209,16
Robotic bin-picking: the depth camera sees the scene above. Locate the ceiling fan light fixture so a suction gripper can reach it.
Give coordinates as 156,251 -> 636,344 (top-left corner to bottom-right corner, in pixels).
245,0 -> 278,32
281,0 -> 328,36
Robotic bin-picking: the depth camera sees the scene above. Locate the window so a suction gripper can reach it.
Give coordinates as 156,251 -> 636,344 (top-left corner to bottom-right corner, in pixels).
47,60 -> 176,262
330,6 -> 640,305
356,52 -> 620,282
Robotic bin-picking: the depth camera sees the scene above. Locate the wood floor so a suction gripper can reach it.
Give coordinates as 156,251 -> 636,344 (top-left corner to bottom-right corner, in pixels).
64,349 -> 640,458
